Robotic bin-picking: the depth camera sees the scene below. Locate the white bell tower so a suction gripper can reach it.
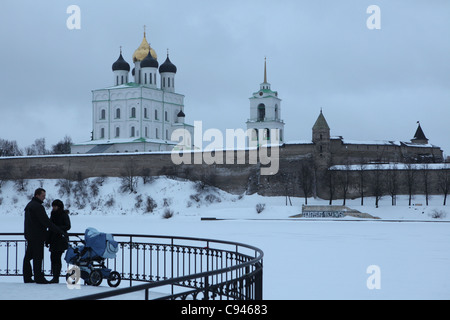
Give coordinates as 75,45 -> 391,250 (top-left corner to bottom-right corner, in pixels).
246,58 -> 284,145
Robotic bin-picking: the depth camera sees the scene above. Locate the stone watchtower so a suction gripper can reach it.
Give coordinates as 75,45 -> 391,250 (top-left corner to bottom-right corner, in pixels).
312,110 -> 331,165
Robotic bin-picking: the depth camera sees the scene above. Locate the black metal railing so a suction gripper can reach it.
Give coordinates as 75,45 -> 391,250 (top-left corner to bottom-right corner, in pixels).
0,233 -> 263,300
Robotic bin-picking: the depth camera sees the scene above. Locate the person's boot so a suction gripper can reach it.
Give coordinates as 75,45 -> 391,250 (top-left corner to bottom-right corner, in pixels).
50,262 -> 61,283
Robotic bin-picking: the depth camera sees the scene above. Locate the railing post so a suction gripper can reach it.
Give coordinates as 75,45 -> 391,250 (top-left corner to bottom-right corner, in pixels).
129,235 -> 133,287
255,262 -> 263,300
204,275 -> 209,300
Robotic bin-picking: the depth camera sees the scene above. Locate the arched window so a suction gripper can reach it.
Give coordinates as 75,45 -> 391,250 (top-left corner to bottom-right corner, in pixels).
168,78 -> 171,88
144,73 -> 147,84
265,128 -> 270,140
258,104 -> 265,122
115,127 -> 120,138
131,107 -> 136,118
156,128 -> 159,139
144,108 -> 148,119
155,109 -> 158,120
100,128 -> 105,139
165,111 -> 168,122
100,109 -> 106,120
116,108 -> 121,119
131,126 -> 135,137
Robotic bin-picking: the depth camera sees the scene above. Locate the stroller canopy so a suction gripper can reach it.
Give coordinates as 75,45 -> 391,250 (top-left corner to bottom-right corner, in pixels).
85,228 -> 119,259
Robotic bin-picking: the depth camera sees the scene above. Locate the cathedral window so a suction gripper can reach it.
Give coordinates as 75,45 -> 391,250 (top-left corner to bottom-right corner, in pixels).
115,127 -> 120,138
131,126 -> 135,137
100,128 -> 105,139
144,108 -> 148,119
168,78 -> 171,87
131,107 -> 136,118
155,110 -> 158,120
165,111 -> 168,122
156,128 -> 159,139
100,109 -> 106,120
116,108 -> 121,119
144,73 -> 147,84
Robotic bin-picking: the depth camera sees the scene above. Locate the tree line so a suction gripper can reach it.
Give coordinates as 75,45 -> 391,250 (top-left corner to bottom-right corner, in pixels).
270,159 -> 450,207
0,136 -> 72,157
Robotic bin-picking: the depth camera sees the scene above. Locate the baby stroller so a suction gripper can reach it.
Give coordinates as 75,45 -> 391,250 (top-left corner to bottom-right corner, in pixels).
65,228 -> 121,287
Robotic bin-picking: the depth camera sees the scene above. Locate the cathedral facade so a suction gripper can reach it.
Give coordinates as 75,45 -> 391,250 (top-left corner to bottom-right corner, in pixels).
72,31 -> 194,154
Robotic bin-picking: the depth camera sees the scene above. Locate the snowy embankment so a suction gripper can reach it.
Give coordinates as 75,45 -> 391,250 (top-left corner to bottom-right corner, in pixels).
1,177 -> 449,300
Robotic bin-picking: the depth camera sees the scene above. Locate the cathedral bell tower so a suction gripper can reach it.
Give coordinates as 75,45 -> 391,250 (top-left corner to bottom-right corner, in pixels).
246,58 -> 285,146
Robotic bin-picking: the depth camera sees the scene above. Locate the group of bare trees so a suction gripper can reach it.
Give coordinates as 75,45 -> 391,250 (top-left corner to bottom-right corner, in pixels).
326,163 -> 450,206
0,136 -> 72,157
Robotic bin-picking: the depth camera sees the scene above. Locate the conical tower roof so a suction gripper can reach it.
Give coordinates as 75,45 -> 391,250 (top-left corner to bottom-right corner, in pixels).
413,123 -> 428,141
313,110 -> 330,130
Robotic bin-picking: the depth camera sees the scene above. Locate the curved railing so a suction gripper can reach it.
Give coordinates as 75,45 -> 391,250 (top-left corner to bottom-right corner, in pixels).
0,233 -> 263,300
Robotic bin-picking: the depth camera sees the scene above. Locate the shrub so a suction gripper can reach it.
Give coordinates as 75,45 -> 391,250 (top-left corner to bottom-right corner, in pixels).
162,208 -> 174,219
105,196 -> 115,208
135,194 -> 143,209
145,196 -> 157,213
430,209 -> 447,219
205,193 -> 221,204
256,203 -> 266,214
163,198 -> 172,207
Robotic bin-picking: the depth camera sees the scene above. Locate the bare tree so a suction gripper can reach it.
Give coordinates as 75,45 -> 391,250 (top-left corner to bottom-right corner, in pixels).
120,159 -> 139,193
369,164 -> 385,208
437,164 -> 450,205
325,168 -> 336,205
336,164 -> 351,206
421,164 -> 431,206
26,138 -> 49,155
386,163 -> 399,206
298,159 -> 314,205
52,135 -> 73,154
357,162 -> 367,206
405,163 -> 416,206
0,139 -> 23,157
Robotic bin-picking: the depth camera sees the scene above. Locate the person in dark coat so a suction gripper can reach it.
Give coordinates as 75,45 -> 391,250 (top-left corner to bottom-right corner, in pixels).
46,199 -> 71,283
23,188 -> 65,284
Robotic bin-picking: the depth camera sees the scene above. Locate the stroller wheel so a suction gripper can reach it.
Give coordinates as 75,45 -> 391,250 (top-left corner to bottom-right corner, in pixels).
107,271 -> 121,288
89,270 -> 103,286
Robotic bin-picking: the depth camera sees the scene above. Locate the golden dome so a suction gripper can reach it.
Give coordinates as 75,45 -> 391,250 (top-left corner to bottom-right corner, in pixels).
132,33 -> 157,63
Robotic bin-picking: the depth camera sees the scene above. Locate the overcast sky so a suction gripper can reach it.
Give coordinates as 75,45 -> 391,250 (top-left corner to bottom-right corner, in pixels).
1,0 -> 449,156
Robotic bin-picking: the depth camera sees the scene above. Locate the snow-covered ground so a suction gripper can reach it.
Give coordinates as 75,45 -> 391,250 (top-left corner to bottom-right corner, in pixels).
1,177 -> 449,300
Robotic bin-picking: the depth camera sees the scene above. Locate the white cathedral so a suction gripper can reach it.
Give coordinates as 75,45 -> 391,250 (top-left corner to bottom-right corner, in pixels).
71,31 -> 195,154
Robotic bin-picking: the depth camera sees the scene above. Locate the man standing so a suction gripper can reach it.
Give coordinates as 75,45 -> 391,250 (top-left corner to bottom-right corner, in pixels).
23,188 -> 65,284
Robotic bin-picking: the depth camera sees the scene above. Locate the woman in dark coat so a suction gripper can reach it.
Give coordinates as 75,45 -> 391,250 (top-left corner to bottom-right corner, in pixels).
46,199 -> 71,283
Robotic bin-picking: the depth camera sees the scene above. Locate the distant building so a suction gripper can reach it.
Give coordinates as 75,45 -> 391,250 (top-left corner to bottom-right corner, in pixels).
246,59 -> 443,165
72,30 -> 194,154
